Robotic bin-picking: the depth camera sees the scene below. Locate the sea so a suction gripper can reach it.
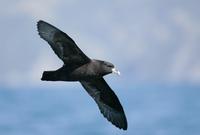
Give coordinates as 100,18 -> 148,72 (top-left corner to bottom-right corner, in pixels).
0,84 -> 199,135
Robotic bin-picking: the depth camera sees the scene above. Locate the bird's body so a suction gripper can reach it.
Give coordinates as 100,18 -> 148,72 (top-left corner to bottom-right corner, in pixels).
42,59 -> 113,81
37,20 -> 127,130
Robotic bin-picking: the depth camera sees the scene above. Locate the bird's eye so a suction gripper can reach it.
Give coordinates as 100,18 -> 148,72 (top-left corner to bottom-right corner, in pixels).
107,65 -> 113,67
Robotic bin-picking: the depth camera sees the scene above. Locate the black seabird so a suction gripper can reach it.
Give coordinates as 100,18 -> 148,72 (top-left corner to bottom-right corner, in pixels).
37,20 -> 127,130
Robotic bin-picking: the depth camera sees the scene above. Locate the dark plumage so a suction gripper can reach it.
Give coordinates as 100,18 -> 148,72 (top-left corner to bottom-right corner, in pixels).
37,20 -> 127,130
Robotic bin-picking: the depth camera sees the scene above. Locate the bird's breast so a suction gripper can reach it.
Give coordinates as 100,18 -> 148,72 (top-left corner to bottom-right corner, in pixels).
68,63 -> 101,80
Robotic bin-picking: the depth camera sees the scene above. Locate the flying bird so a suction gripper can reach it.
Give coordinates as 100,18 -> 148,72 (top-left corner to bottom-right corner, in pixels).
37,20 -> 127,130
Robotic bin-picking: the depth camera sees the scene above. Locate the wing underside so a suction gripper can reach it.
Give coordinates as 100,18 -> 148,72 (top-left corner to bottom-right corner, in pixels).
37,20 -> 90,69
80,78 -> 127,130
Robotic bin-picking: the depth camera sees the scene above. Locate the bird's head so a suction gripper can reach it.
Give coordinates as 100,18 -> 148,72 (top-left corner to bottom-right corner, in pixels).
99,61 -> 120,76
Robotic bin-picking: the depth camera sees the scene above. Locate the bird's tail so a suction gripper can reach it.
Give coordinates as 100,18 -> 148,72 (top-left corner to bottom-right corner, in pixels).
41,71 -> 59,81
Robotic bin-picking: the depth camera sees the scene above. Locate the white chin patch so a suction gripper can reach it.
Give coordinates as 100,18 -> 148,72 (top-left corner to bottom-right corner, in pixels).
112,68 -> 120,75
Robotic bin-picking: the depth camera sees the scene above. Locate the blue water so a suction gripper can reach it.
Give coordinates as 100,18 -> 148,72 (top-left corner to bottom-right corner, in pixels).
0,84 -> 200,135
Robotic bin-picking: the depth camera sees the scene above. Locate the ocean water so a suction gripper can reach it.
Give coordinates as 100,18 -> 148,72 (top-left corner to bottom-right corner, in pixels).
0,84 -> 200,135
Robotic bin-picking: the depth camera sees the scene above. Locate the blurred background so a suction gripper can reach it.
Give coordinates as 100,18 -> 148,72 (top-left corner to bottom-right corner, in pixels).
0,0 -> 200,135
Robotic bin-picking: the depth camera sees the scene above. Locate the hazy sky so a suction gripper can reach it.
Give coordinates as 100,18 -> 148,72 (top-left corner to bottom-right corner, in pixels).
1,0 -> 200,88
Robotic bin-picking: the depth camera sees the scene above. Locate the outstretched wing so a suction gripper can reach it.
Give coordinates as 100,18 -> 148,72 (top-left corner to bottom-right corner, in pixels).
80,78 -> 127,130
37,20 -> 90,69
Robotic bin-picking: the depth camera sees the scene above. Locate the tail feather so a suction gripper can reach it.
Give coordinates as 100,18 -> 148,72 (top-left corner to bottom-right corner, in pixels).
41,71 -> 58,81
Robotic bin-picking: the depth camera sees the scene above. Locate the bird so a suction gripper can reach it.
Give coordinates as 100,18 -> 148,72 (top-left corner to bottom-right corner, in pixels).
37,20 -> 127,130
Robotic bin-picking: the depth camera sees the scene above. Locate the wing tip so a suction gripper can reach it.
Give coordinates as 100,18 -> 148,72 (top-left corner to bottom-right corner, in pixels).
36,20 -> 77,45
121,117 -> 128,130
118,113 -> 128,130
36,20 -> 46,36
37,20 -> 49,28
36,20 -> 56,42
109,112 -> 128,130
106,111 -> 128,130
98,103 -> 128,130
37,20 -> 46,31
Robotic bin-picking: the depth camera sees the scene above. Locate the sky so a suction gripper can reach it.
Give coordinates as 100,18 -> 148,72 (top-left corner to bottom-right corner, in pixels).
1,0 -> 200,88
0,0 -> 200,135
